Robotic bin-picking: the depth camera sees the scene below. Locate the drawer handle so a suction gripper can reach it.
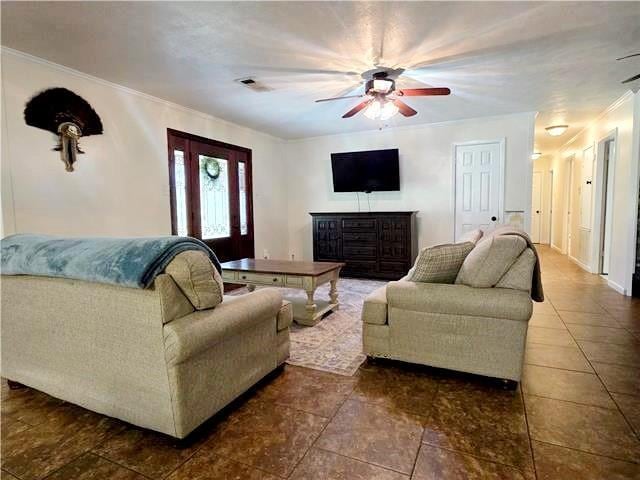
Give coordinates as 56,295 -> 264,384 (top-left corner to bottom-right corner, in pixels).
241,275 -> 247,280
273,278 -> 278,282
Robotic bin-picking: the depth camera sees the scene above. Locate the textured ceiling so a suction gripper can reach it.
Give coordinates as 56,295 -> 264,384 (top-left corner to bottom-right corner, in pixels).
2,1 -> 639,151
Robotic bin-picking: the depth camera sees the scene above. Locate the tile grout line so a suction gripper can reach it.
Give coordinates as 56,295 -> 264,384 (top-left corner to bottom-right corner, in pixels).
407,380 -> 441,479
90,452 -> 155,480
520,384 -> 539,480
532,438 -> 640,466
313,446 -> 411,477
282,383 -> 356,479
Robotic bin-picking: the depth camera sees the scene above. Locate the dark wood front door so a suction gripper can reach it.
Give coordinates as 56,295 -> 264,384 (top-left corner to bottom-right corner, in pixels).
167,129 -> 254,262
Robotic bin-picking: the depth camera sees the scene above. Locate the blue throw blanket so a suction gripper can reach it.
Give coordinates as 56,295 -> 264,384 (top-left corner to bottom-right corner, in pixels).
1,234 -> 221,289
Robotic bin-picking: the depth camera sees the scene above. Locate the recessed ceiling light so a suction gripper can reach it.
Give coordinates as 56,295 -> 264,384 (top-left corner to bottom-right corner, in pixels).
545,125 -> 569,136
531,152 -> 542,160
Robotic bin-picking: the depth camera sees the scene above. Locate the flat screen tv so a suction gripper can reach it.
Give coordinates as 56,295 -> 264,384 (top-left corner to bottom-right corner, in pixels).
331,148 -> 400,192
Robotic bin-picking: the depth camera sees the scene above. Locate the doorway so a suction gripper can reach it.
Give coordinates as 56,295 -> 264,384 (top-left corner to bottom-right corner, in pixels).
531,171 -> 543,243
566,155 -> 575,256
167,129 -> 254,262
453,141 -> 505,241
598,136 -> 616,275
548,169 -> 554,245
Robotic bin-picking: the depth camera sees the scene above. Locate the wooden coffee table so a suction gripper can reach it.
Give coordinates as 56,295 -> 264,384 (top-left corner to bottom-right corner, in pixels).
220,258 -> 345,326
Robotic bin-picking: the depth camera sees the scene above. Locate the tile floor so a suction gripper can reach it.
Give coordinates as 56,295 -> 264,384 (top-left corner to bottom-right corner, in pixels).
2,246 -> 640,479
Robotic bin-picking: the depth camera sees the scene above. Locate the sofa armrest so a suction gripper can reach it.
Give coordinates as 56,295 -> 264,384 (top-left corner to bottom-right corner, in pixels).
163,288 -> 283,365
362,285 -> 388,325
386,281 -> 532,321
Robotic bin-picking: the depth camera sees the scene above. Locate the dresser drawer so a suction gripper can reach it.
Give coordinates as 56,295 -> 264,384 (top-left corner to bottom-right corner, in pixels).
343,245 -> 377,258
342,260 -> 377,276
342,218 -> 377,231
379,261 -> 410,277
238,272 -> 284,286
343,231 -> 377,244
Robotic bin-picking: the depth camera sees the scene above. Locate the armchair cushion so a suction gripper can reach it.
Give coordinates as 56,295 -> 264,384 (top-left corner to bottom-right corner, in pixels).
455,235 -> 527,288
386,281 -> 532,321
165,250 -> 224,310
409,242 -> 474,284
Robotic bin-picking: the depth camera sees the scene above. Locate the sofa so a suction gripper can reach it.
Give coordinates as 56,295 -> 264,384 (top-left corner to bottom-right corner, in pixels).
362,227 -> 541,383
1,251 -> 292,438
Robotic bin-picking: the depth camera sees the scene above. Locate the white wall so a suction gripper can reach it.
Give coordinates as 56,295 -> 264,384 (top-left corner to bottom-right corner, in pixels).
284,112 -> 536,261
549,91 -> 640,294
1,49 -> 289,259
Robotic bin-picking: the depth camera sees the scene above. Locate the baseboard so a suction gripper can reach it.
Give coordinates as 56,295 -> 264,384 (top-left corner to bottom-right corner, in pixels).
607,279 -> 627,295
568,255 -> 592,273
550,243 -> 563,253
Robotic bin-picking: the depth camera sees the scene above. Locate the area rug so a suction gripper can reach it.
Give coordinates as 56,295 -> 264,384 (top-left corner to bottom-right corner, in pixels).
230,278 -> 386,376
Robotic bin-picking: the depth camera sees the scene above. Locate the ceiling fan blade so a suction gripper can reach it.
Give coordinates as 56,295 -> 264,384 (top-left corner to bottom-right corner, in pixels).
393,99 -> 417,117
616,53 -> 640,61
342,100 -> 372,118
397,87 -> 451,96
315,94 -> 364,103
622,73 -> 640,84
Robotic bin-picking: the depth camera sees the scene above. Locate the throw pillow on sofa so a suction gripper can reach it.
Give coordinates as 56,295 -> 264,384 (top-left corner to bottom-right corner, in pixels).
409,242 -> 475,284
165,250 -> 224,310
455,235 -> 527,288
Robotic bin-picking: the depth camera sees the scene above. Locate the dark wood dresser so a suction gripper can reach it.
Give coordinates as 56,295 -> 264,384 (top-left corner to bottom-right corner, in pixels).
310,212 -> 418,280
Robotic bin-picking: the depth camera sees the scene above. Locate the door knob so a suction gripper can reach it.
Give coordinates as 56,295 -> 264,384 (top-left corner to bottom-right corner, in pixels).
491,216 -> 497,221
536,210 -> 540,214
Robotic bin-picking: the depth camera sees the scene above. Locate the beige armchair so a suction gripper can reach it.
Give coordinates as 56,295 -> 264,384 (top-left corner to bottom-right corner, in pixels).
362,228 -> 541,384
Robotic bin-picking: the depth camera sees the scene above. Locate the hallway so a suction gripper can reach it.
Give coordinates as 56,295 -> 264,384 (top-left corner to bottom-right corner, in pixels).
521,245 -> 640,476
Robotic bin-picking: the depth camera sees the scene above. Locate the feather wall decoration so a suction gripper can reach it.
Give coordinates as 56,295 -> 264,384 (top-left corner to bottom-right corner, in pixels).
24,88 -> 103,172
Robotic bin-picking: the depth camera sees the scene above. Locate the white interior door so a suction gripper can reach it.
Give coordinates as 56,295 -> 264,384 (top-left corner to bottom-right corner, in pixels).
601,139 -> 615,274
531,171 -> 543,243
566,155 -> 575,255
454,142 -> 503,241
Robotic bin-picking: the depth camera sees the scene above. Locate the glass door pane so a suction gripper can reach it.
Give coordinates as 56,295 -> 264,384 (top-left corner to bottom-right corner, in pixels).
173,150 -> 188,236
238,162 -> 248,235
198,155 -> 231,239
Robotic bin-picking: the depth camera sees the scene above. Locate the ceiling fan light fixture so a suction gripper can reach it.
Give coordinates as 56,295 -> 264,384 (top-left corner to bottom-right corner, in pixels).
372,78 -> 394,93
363,100 -> 381,119
531,152 -> 542,160
545,125 -> 569,136
363,99 -> 399,120
379,101 -> 399,120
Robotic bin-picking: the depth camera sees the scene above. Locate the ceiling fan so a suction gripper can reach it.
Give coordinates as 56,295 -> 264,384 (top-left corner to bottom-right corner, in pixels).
617,53 -> 640,84
315,68 -> 451,120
